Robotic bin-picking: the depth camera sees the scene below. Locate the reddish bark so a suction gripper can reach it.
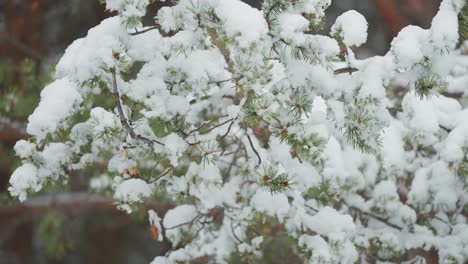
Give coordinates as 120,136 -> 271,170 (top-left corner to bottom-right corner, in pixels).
0,196 -> 174,218
406,247 -> 439,264
372,0 -> 409,37
0,0 -> 45,61
373,0 -> 439,37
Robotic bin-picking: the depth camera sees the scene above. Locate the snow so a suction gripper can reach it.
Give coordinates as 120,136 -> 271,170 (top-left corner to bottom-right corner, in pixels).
170,49 -> 227,83
164,133 -> 188,166
9,163 -> 41,202
157,6 -> 179,32
390,26 -> 428,68
215,0 -> 268,48
250,189 -> 290,221
430,4 -> 460,50
90,174 -> 112,191
322,136 -> 348,180
14,140 -> 36,159
38,143 -> 72,180
401,92 -> 440,144
408,161 -> 459,212
55,17 -> 128,84
114,178 -> 152,213
27,79 -> 82,141
106,0 -> 149,18
306,206 -> 355,236
126,74 -> 167,103
277,13 -> 309,45
148,209 -> 164,242
143,94 -> 190,120
87,107 -> 121,136
372,180 -> 398,201
9,0 -> 468,262
302,0 -> 331,17
439,110 -> 468,162
428,161 -> 459,212
163,204 -> 198,245
407,168 -> 431,207
286,60 -> 316,88
358,55 -> 395,98
373,232 -> 402,257
298,235 -> 332,262
180,163 -> 226,208
162,48 -> 229,96
128,30 -> 166,62
331,10 -> 368,47
108,153 -> 137,174
431,96 -> 462,128
308,35 -> 341,63
381,121 -> 407,171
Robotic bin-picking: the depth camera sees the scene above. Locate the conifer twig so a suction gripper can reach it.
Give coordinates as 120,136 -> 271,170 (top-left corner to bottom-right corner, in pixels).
111,68 -> 165,146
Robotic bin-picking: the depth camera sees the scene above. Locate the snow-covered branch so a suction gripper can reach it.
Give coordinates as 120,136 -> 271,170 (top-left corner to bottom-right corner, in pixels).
7,0 -> 468,263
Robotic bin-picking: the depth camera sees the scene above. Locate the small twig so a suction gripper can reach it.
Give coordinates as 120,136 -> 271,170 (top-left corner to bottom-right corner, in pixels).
225,144 -> 242,179
218,120 -> 235,141
348,205 -> 403,231
188,118 -> 234,136
187,120 -> 216,136
185,140 -> 201,146
433,215 -> 453,233
334,67 -> 358,75
387,105 -> 402,112
164,214 -> 202,230
203,118 -> 235,134
129,24 -> 177,37
111,68 -> 164,146
304,204 -> 318,212
185,118 -> 235,146
247,134 -> 262,165
129,26 -> 158,36
239,138 -> 249,160
442,91 -> 463,99
296,155 -> 303,164
439,125 -> 451,133
208,78 -> 236,85
152,167 -> 173,183
230,219 -> 246,244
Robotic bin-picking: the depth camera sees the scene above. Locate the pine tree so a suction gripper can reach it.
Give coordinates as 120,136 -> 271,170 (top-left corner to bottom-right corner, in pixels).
8,0 -> 468,263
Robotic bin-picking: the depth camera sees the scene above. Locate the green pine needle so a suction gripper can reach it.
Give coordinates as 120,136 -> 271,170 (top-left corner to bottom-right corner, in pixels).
414,73 -> 448,99
258,165 -> 294,194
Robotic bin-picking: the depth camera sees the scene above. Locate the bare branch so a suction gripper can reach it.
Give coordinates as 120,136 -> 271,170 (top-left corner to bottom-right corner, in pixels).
247,134 -> 262,165
346,203 -> 403,231
129,24 -> 177,37
218,120 -> 235,141
334,67 -> 358,75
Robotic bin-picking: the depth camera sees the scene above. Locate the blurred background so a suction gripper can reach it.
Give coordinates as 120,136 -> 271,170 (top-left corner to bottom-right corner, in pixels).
0,0 -> 441,263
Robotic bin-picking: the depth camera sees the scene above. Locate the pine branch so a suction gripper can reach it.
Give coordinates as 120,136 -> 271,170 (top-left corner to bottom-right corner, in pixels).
111,68 -> 165,146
